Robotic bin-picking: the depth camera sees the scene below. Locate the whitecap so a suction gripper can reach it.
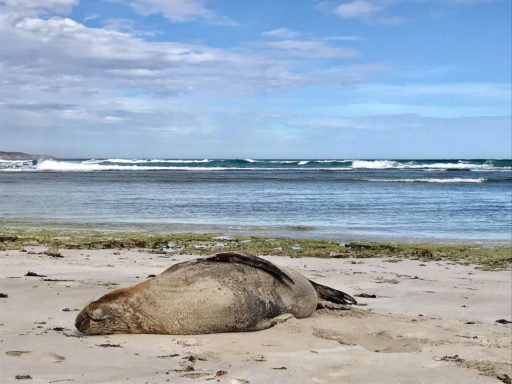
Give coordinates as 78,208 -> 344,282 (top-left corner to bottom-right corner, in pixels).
352,160 -> 399,169
363,178 -> 486,183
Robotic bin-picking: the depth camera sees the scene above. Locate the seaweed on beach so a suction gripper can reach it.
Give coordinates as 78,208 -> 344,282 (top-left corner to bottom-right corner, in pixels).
0,228 -> 510,270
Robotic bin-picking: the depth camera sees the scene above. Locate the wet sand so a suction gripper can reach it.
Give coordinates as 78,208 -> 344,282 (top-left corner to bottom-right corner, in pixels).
1,247 -> 511,383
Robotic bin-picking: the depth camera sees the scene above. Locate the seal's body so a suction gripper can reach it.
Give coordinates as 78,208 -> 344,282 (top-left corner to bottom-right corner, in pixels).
75,253 -> 355,335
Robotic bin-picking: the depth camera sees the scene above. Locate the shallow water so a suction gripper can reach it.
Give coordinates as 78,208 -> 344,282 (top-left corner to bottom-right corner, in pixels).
0,159 -> 511,242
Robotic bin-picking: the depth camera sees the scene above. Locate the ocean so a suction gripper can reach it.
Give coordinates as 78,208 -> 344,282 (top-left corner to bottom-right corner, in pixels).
0,158 -> 511,243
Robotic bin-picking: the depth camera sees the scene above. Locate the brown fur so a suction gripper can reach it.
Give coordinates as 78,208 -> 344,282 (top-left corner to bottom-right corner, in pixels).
75,253 -> 352,335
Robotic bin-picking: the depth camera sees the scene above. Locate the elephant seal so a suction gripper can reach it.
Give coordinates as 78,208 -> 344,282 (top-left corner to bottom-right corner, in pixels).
75,252 -> 356,335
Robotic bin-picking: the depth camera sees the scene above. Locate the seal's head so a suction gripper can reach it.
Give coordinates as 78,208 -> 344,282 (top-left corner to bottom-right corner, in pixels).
75,289 -> 132,335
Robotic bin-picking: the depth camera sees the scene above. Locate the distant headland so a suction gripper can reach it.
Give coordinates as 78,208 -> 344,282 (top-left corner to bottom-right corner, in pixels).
0,151 -> 54,160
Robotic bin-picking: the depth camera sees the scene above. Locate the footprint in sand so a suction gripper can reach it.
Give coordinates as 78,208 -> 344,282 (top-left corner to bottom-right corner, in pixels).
313,328 -> 422,353
5,350 -> 65,362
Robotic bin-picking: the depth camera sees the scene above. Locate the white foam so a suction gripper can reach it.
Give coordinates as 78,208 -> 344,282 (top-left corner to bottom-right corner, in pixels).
159,159 -> 211,163
0,159 -> 35,170
298,161 -> 309,166
0,159 -> 33,164
100,158 -> 211,164
269,160 -> 297,164
410,162 -> 486,170
34,160 -> 268,171
351,160 -> 497,170
364,178 -> 486,183
352,160 -> 399,169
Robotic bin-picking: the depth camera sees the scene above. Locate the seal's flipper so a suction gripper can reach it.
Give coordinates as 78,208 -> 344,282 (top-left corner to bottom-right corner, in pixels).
247,313 -> 295,331
309,280 -> 357,305
203,252 -> 294,285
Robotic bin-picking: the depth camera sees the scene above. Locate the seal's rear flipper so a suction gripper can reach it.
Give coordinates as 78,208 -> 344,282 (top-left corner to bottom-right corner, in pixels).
309,280 -> 357,305
204,252 -> 294,285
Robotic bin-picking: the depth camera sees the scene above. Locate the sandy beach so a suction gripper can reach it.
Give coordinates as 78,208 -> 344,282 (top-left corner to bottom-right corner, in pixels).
0,247 -> 510,384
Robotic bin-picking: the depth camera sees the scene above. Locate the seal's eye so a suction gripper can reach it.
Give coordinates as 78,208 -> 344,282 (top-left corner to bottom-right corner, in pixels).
86,307 -> 109,322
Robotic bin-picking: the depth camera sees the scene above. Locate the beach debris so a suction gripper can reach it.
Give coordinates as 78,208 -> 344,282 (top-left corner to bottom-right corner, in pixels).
291,244 -> 302,251
434,354 -> 463,363
0,292 -> 8,298
147,274 -> 156,278
96,343 -> 122,348
231,379 -> 250,384
6,351 -> 31,357
181,372 -> 210,379
240,239 -> 252,244
100,282 -> 119,287
375,277 -> 400,284
495,319 -> 512,324
213,235 -> 232,241
455,334 -> 478,339
173,366 -> 195,373
272,366 -> 287,370
329,253 -> 349,258
43,279 -> 74,282
162,243 -> 184,253
254,355 -> 266,362
61,308 -> 80,312
15,374 -> 32,380
497,374 -> 511,384
45,247 -> 63,258
24,271 -> 46,277
355,293 -> 377,298
193,242 -> 225,249
52,327 -> 65,332
157,354 -> 179,358
215,370 -> 228,377
0,235 -> 18,242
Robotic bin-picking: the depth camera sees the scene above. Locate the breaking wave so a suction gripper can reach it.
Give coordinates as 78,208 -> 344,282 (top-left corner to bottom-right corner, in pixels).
363,178 -> 487,183
0,158 -> 509,173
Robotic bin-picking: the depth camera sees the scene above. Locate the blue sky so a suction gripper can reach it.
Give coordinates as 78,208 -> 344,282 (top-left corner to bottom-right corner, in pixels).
0,0 -> 510,158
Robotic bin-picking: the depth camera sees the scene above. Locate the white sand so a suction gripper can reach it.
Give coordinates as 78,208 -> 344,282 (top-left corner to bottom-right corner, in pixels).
0,248 -> 510,383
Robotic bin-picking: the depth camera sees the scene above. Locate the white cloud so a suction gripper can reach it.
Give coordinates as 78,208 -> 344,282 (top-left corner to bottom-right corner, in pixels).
101,18 -> 160,36
131,0 -> 237,25
263,28 -> 301,39
103,115 -> 123,123
266,39 -> 358,59
331,0 -> 505,23
0,0 -> 78,15
0,9 -> 360,139
326,35 -> 364,41
334,1 -> 382,19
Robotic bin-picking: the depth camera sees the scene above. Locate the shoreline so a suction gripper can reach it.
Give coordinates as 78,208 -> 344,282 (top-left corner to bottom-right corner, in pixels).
2,221 -> 511,246
1,227 -> 511,270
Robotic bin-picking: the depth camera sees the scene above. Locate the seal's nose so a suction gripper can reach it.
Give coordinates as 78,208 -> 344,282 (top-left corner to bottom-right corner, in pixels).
75,308 -> 90,332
